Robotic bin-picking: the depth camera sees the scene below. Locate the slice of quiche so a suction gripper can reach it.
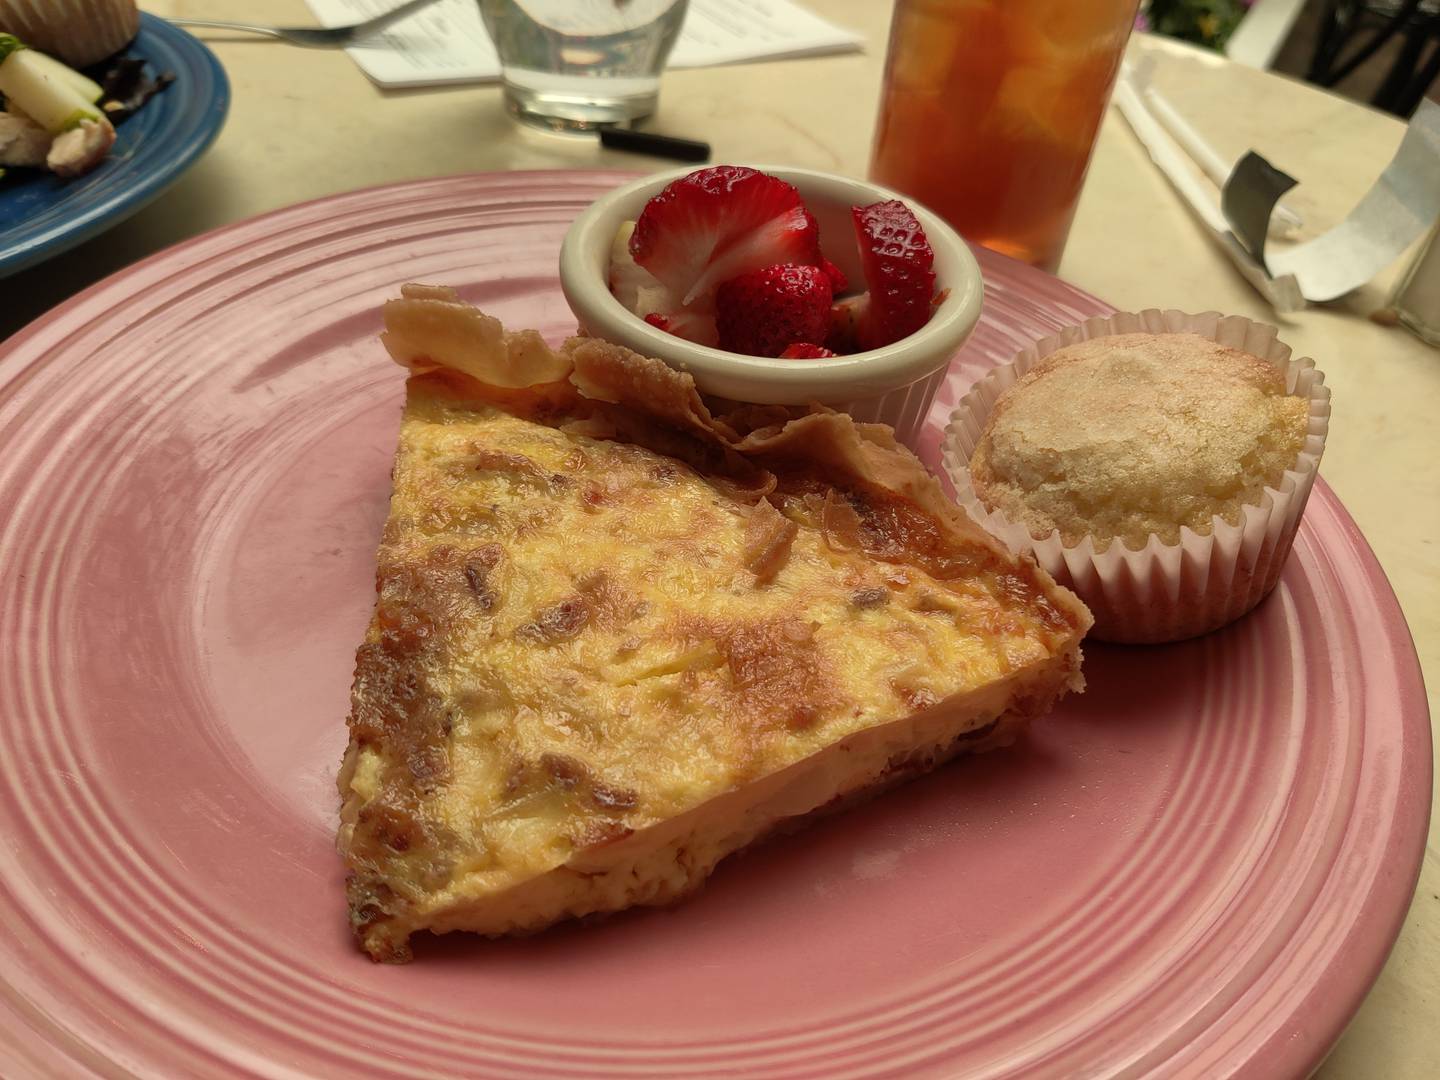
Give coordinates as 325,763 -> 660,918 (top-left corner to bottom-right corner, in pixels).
339,284 -> 1092,962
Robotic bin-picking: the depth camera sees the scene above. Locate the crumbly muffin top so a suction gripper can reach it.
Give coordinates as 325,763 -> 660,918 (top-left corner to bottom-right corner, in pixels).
969,333 -> 1310,551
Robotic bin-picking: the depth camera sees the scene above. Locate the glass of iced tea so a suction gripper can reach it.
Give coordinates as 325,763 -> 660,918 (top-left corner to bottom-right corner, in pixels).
869,0 -> 1139,273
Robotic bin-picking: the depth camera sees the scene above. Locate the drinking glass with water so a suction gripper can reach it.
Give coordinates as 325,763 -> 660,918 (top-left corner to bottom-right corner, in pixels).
479,0 -> 690,131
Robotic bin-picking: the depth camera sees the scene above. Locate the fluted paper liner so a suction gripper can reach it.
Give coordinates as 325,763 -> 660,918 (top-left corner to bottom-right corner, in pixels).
942,310 -> 1331,644
0,0 -> 139,67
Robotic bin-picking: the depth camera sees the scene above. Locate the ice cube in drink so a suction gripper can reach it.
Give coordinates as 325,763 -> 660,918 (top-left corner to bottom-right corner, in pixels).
870,0 -> 1138,272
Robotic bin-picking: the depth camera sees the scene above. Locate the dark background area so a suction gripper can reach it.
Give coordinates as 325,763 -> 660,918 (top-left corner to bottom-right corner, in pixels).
1272,1 -> 1438,114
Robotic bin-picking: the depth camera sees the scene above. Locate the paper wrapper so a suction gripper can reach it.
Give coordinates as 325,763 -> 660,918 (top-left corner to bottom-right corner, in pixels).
942,310 -> 1331,644
0,0 -> 139,68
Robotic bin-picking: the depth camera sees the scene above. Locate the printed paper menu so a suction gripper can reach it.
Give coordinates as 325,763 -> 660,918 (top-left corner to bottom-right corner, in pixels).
306,0 -> 864,89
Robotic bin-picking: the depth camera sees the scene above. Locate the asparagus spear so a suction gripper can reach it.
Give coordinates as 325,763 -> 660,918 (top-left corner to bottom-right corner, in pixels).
25,49 -> 104,105
0,35 -> 107,134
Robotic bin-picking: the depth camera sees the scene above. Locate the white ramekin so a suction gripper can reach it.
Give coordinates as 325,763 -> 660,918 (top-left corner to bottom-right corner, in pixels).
558,165 -> 984,450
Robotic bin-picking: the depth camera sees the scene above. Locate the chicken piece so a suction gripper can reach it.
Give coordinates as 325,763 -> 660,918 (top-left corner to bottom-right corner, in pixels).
46,118 -> 115,178
0,111 -> 51,168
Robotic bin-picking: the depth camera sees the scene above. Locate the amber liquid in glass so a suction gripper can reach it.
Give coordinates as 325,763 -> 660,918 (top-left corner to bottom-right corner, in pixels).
870,0 -> 1138,273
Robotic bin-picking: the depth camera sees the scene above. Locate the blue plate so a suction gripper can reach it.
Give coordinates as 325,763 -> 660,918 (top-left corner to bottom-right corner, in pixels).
0,13 -> 229,278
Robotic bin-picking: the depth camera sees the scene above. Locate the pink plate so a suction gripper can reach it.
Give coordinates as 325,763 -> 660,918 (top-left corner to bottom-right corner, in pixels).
0,172 -> 1430,1079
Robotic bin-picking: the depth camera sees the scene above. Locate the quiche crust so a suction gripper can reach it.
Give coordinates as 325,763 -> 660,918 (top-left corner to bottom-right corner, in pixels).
339,286 -> 1092,962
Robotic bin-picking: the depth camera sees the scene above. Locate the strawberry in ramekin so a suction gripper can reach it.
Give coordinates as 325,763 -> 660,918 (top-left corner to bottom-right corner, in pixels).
606,166 -> 942,361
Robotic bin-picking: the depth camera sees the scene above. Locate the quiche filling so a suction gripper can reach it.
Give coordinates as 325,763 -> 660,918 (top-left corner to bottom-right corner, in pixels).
339,285 -> 1091,962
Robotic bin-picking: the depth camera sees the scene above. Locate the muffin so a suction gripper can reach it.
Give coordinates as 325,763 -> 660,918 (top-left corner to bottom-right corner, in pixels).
0,0 -> 139,68
970,333 -> 1309,550
944,311 -> 1330,644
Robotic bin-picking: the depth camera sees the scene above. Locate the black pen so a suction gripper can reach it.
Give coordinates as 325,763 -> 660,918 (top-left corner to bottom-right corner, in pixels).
599,127 -> 711,163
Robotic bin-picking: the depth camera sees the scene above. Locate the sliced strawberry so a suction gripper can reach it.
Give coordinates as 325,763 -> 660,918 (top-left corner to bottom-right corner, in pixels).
629,166 -> 822,307
851,199 -> 936,350
779,342 -> 838,359
607,220 -> 719,345
820,257 -> 849,294
715,263 -> 833,358
635,283 -> 718,346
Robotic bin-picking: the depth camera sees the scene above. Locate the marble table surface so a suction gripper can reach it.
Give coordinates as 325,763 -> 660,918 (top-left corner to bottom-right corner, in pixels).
3,2 -> 1435,1076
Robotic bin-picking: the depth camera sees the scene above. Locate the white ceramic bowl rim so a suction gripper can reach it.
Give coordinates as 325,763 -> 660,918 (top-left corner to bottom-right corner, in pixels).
558,164 -> 984,404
